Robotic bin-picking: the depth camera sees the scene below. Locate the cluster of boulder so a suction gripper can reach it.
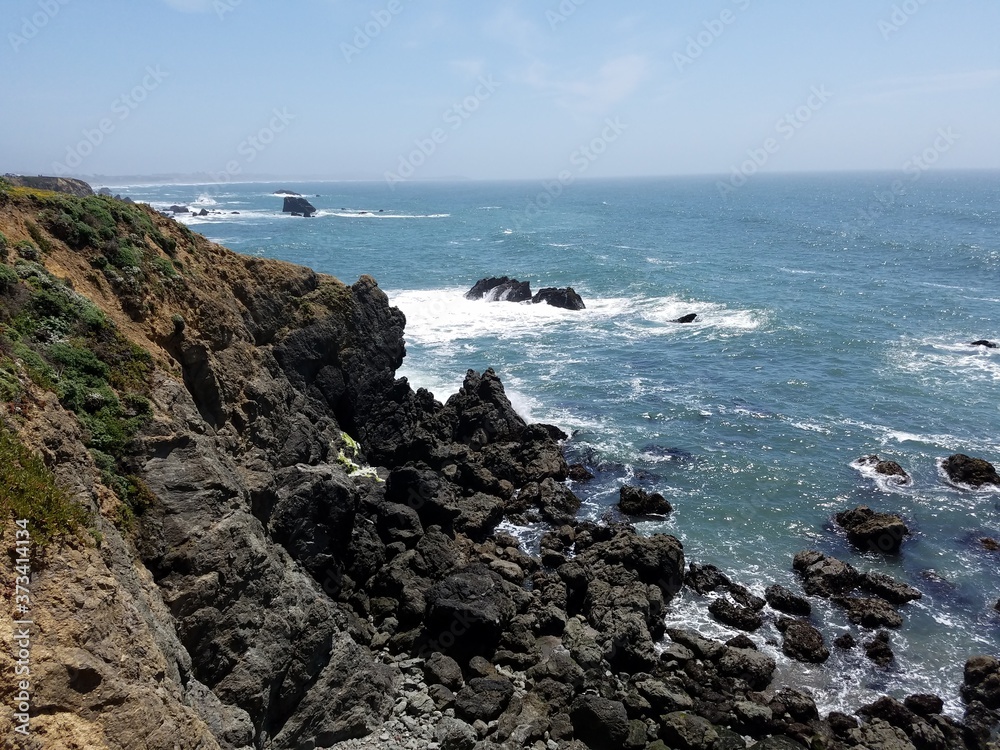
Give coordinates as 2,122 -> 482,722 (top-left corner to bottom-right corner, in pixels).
465,277 -> 586,310
164,204 -> 240,218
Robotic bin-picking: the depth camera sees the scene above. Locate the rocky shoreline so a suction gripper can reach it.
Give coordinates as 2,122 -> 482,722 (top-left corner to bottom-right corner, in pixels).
0,181 -> 997,749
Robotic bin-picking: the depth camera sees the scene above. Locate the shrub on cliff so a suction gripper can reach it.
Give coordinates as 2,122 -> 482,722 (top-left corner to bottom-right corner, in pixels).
0,422 -> 89,547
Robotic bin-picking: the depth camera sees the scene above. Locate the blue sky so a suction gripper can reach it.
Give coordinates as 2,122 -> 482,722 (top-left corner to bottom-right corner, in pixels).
2,0 -> 998,181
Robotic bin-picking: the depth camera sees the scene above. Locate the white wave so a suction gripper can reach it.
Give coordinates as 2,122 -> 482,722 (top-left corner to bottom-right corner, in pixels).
192,194 -> 218,206
323,211 -> 449,219
890,337 -> 1000,384
477,206 -> 501,210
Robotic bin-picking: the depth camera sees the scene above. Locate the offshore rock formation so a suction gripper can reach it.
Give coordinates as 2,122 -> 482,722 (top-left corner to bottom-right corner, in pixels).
281,196 -> 316,216
0,179 -> 998,750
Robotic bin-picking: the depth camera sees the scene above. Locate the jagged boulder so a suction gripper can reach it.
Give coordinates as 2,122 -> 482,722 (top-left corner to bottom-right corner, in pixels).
282,196 -> 316,216
963,656 -> 1000,709
618,484 -> 672,516
765,584 -> 811,616
531,286 -> 586,310
835,505 -> 910,554
673,313 -> 697,323
569,695 -> 630,750
942,454 -> 1000,487
465,276 -> 531,302
424,565 -> 516,661
793,550 -> 860,597
776,618 -> 829,663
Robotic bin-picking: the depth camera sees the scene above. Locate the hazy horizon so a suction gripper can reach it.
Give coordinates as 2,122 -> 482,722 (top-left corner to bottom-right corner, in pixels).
3,1 -> 999,184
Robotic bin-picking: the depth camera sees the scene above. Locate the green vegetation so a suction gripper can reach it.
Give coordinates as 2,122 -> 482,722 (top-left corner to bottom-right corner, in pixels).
0,422 -> 89,547
0,230 -> 8,262
16,240 -> 39,261
0,256 -> 155,531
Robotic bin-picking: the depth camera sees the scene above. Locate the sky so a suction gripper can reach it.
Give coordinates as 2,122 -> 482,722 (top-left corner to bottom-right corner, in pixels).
2,0 -> 999,182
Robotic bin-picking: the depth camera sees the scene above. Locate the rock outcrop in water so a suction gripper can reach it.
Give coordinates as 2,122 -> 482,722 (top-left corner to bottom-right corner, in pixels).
532,286 -> 586,310
465,277 -> 587,309
0,177 -> 998,750
281,195 -> 316,216
835,505 -> 910,555
942,453 -> 1000,488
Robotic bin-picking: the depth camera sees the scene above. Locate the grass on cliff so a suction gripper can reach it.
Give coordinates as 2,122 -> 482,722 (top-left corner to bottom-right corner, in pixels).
0,182 -> 183,318
0,421 -> 89,548
0,255 -> 155,531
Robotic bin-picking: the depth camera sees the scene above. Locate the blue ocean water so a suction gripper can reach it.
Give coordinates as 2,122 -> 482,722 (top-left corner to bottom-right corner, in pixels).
115,173 -> 1000,714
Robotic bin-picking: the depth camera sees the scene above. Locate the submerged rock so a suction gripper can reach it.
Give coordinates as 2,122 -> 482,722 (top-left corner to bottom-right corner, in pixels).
673,313 -> 698,323
765,584 -> 811,616
857,454 -> 910,482
970,339 -> 998,348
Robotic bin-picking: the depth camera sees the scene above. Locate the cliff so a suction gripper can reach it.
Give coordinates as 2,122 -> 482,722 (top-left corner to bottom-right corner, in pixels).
0,179 -> 996,750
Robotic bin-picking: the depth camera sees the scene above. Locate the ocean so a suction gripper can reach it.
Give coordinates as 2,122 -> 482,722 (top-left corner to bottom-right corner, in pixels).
112,172 -> 1000,715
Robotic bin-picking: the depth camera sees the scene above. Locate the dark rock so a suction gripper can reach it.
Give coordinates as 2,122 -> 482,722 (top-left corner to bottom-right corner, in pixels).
793,550 -> 860,598
963,701 -> 999,750
516,477 -> 581,525
660,710 -> 720,750
198,208 -> 209,216
531,286 -> 586,310
726,634 -> 757,650
709,595 -> 764,631
424,652 -> 464,691
282,196 -> 317,217
168,204 -> 189,213
428,683 -> 456,709
618,485 -> 672,516
835,506 -> 910,554
942,454 -> 1000,488
717,646 -> 776,691
765,584 -> 811,616
569,695 -> 629,750
904,694 -> 944,716
686,563 -> 732,594
567,463 -> 594,482
749,737 -> 808,750
963,656 -> 1000,709
864,630 -> 894,667
673,313 -> 698,323
834,632 -> 857,650
970,340 -> 998,348
834,596 -> 904,628
860,571 -> 922,604
776,618 -> 829,663
274,189 -> 301,195
464,277 -> 532,302
981,537 -> 1000,552
435,716 -> 477,750
828,711 -> 860,736
424,565 -> 516,661
857,454 -> 911,481
454,677 -> 513,722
